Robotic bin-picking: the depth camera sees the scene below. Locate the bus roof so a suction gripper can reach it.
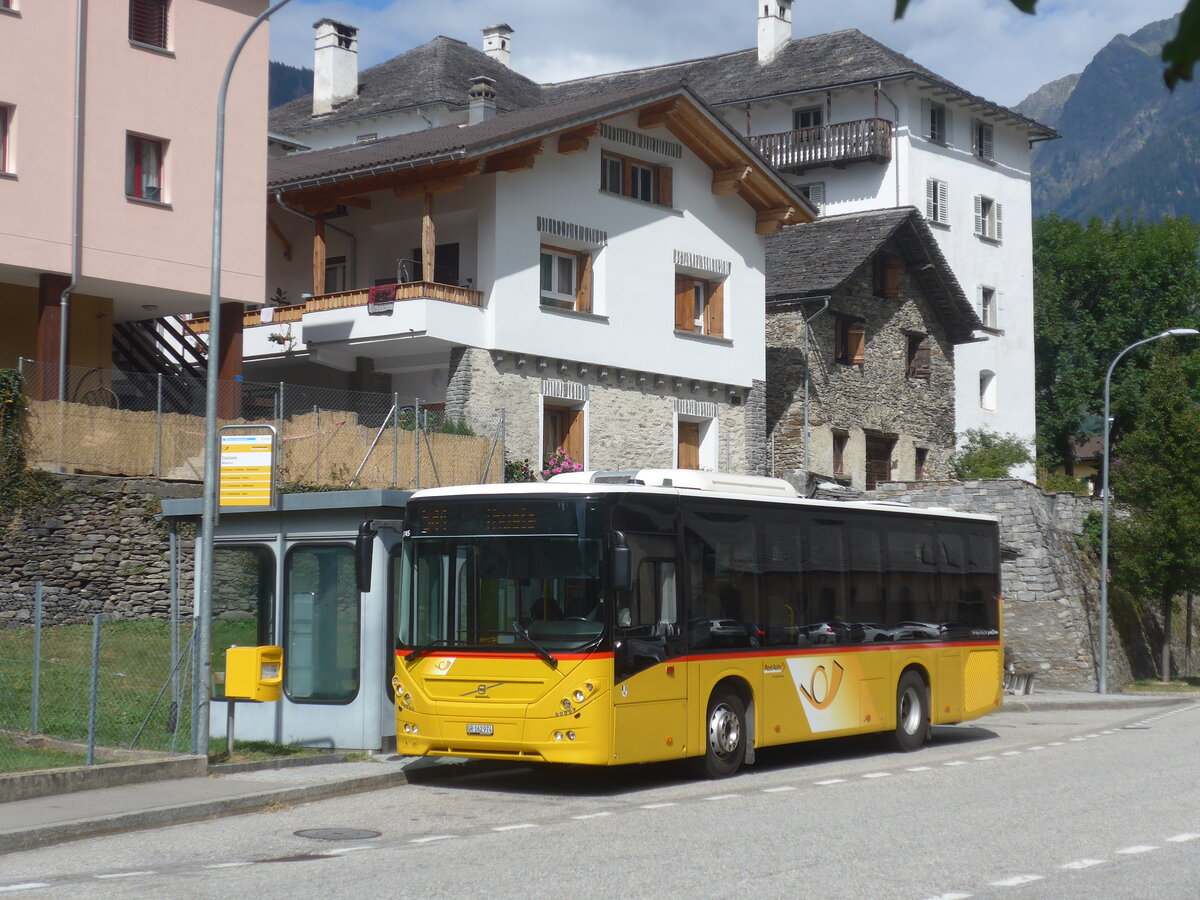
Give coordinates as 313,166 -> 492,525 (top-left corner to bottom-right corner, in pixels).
409,470 -> 996,524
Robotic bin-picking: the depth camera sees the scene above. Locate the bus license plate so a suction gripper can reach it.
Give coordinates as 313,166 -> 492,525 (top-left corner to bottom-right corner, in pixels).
466,723 -> 494,736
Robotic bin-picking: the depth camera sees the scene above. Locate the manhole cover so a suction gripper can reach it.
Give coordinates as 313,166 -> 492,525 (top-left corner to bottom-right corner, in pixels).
295,828 -> 382,841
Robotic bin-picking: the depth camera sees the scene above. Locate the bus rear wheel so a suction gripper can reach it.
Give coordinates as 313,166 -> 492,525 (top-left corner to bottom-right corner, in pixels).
891,670 -> 929,752
696,691 -> 746,778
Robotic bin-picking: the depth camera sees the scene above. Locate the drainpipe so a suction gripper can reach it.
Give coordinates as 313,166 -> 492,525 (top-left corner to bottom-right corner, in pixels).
800,295 -> 831,486
876,82 -> 901,208
274,192 -> 357,289
60,0 -> 88,401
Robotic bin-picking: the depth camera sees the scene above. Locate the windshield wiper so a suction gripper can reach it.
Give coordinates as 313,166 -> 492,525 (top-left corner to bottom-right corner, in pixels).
403,639 -> 452,662
511,622 -> 558,669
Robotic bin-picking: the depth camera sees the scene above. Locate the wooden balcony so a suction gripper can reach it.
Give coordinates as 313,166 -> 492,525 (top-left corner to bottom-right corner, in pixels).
749,118 -> 893,174
189,281 -> 484,333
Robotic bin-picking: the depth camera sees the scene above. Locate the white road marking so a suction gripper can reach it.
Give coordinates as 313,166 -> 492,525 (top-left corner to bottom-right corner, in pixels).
1028,745 -> 1046,751
1085,733 -> 1101,739
989,874 -> 1044,887
924,893 -> 973,900
943,760 -> 968,766
493,823 -> 538,831
572,811 -> 612,819
1069,737 -> 1087,742
762,785 -> 796,792
409,835 -> 456,844
974,755 -> 996,760
95,872 -> 155,879
1167,833 -> 1200,843
1060,859 -> 1106,870
203,863 -> 250,869
640,802 -> 677,809
1116,845 -> 1160,855
1048,741 -> 1065,746
704,793 -> 740,801
907,765 -> 932,771
1002,750 -> 1022,755
814,778 -> 845,785
327,846 -> 375,854
0,885 -> 51,894
862,772 -> 892,778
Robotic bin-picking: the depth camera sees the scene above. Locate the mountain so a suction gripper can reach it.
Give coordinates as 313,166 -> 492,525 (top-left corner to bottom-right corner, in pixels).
269,61 -> 313,110
1017,15 -> 1200,221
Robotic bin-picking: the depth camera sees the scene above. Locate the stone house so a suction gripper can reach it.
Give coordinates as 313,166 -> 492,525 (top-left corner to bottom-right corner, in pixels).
765,207 -> 981,490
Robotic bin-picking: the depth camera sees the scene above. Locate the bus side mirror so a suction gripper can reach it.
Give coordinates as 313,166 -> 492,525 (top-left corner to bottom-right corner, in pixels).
356,521 -> 376,593
610,531 -> 631,592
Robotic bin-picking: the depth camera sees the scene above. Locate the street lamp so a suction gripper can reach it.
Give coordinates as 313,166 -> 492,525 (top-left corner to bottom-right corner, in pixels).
1098,327 -> 1200,693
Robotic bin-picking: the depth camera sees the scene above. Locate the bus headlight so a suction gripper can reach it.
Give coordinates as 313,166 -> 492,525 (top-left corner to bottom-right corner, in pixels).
392,678 -> 402,691
573,689 -> 585,703
567,731 -> 576,741
403,693 -> 412,705
561,698 -> 572,710
554,731 -> 564,741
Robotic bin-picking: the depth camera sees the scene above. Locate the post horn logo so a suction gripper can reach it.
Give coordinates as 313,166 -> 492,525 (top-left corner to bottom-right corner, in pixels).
798,660 -> 845,710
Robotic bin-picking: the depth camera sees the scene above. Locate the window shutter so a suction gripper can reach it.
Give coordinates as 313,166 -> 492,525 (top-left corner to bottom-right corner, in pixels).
834,316 -> 846,363
997,291 -> 1005,330
995,202 -> 1003,242
658,166 -> 673,207
575,252 -> 593,313
975,285 -> 984,319
564,408 -> 585,466
675,275 -> 693,331
884,257 -> 902,297
982,125 -> 994,160
848,323 -> 866,364
130,0 -> 169,48
937,180 -> 948,223
914,338 -> 932,378
973,195 -> 983,236
944,108 -> 954,146
806,182 -> 825,213
920,99 -> 932,139
925,179 -> 936,220
705,280 -> 724,337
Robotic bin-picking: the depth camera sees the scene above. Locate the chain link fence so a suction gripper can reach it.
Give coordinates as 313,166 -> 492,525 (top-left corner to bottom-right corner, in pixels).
17,359 -> 504,489
0,584 -> 198,772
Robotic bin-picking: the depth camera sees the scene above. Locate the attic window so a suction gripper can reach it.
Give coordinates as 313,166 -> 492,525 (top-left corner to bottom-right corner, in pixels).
906,334 -> 931,380
834,315 -> 865,365
355,133 -> 378,143
872,254 -> 902,298
601,151 -> 672,207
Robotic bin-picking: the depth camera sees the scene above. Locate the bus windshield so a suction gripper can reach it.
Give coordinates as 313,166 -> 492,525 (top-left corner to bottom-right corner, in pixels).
397,499 -> 608,655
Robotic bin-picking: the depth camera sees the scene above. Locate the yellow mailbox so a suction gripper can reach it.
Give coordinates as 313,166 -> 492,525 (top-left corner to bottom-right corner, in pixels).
225,645 -> 283,702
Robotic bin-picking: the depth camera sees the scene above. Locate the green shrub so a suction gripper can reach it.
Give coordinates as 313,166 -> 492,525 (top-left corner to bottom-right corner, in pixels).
952,428 -> 1032,479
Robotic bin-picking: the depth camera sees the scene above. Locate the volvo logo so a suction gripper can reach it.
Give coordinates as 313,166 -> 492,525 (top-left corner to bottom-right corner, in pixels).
462,682 -> 504,697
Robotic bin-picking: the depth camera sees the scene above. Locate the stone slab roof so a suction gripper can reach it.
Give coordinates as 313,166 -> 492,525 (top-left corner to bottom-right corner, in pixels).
269,35 -> 546,136
766,207 -> 982,342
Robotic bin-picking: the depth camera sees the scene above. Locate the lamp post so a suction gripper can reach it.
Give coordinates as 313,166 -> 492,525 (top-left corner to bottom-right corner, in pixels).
1098,327 -> 1200,693
196,0 -> 295,754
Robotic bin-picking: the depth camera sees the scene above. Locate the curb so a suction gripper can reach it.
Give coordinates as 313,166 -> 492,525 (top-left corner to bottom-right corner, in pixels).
997,695 -> 1197,713
0,756 -> 209,805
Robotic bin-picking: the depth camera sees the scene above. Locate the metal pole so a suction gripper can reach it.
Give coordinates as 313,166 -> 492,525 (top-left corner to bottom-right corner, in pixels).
87,614 -> 100,765
169,521 -> 179,740
1099,327 -> 1199,693
800,296 -> 830,485
31,581 -> 42,735
393,392 -> 400,488
414,397 -> 421,489
198,0 -> 296,764
155,372 -> 163,478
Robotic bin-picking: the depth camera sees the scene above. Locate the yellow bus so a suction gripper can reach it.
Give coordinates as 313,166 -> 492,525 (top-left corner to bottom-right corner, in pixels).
359,469 -> 1002,778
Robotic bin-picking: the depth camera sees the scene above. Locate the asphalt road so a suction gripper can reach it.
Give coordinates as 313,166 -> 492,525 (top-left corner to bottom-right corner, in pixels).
2,703 -> 1199,899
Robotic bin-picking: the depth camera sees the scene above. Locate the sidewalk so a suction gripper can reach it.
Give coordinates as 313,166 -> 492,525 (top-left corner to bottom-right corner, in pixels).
1,690 -> 1195,855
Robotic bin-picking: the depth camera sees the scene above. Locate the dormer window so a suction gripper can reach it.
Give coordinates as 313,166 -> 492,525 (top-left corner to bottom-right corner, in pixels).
601,152 -> 673,206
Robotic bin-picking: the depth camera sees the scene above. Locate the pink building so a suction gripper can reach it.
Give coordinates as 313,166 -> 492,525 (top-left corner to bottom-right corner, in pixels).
0,0 -> 268,390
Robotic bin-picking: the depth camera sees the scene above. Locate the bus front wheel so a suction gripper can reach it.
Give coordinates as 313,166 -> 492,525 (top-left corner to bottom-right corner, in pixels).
697,690 -> 746,778
891,670 -> 929,752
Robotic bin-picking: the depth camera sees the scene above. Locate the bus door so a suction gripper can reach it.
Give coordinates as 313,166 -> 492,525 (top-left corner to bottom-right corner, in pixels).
612,534 -> 687,763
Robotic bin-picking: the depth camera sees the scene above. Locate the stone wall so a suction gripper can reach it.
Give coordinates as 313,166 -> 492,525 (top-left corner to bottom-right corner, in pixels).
869,478 -> 1123,690
766,255 -> 957,487
0,476 -> 199,627
446,347 -> 764,474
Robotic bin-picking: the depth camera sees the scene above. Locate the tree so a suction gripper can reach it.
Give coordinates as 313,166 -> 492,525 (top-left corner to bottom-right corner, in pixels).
894,0 -> 1200,88
952,428 -> 1032,479
1110,343 -> 1200,682
1033,215 -> 1200,472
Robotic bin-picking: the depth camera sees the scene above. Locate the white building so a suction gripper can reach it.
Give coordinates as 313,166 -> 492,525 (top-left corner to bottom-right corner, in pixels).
243,77 -> 810,474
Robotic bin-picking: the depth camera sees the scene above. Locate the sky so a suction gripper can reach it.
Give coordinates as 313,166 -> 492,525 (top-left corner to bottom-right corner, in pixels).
267,0 -> 1185,108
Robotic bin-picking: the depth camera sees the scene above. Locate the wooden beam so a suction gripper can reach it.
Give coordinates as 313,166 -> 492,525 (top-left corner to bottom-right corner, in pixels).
340,195 -> 372,209
557,124 -> 598,155
483,140 -> 543,174
312,214 -> 326,295
393,175 -> 466,198
712,165 -> 752,195
637,98 -> 680,130
421,193 -> 435,283
283,159 -> 482,212
755,206 -> 797,235
267,216 -> 292,257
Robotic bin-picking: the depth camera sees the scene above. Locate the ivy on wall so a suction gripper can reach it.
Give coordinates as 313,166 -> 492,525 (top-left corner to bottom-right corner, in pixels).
0,369 -> 61,515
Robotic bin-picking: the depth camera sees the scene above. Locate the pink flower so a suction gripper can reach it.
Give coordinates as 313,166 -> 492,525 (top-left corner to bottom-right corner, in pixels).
552,466 -> 562,474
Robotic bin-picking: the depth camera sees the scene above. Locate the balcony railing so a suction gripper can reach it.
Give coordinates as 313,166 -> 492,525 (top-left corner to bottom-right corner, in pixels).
188,281 -> 484,333
749,118 -> 893,173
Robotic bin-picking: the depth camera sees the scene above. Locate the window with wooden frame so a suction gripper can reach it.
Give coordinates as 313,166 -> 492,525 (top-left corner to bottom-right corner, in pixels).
600,151 -> 672,206
973,194 -> 1002,242
674,274 -> 724,337
872,254 -> 902,298
125,134 -> 164,202
925,178 -> 948,225
0,104 -> 11,174
978,285 -> 1000,329
793,106 -> 823,130
972,119 -> 994,162
129,0 -> 170,49
540,245 -> 593,312
677,420 -> 701,470
832,431 -> 848,476
542,402 -> 584,469
906,333 -> 931,379
834,315 -> 865,365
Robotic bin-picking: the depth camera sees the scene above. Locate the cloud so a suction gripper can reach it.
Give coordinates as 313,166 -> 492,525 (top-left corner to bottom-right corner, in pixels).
268,0 -> 1186,106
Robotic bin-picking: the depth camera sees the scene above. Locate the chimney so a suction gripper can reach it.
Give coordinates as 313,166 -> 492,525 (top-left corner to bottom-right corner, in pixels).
313,18 -> 359,115
482,23 -> 514,68
468,76 -> 498,124
757,0 -> 792,65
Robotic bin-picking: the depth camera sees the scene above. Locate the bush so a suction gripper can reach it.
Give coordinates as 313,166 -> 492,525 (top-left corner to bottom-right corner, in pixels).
952,428 -> 1032,479
505,457 -> 536,483
1039,470 -> 1092,495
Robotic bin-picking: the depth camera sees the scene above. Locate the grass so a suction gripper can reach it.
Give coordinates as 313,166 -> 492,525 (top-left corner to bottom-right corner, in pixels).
207,738 -> 329,766
0,734 -> 91,772
1127,676 -> 1200,692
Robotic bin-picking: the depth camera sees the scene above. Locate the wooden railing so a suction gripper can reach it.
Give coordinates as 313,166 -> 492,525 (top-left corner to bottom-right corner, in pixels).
749,118 -> 893,173
189,281 -> 483,332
